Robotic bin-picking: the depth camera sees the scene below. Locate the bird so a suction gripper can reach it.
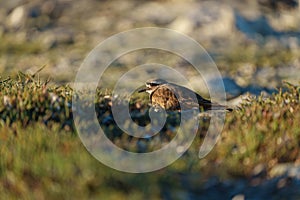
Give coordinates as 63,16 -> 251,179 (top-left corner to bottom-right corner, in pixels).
138,78 -> 232,112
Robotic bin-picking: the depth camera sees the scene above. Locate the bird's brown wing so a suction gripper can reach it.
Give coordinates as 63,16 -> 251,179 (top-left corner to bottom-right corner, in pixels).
150,84 -> 180,110
169,84 -> 229,111
150,83 -> 232,111
170,84 -> 201,109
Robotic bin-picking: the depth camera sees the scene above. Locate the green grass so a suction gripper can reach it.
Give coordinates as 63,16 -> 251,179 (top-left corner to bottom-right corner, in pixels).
0,125 -> 162,200
0,35 -> 43,55
0,74 -> 299,199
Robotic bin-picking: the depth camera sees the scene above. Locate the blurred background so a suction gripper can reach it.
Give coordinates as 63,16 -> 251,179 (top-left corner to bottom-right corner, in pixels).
0,0 -> 299,97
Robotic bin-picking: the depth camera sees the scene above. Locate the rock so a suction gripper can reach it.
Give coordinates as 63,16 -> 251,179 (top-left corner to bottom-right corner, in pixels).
40,28 -> 74,49
268,10 -> 300,31
232,194 -> 245,200
132,2 -> 177,25
252,164 -> 267,178
253,67 -> 277,87
277,65 -> 300,84
236,63 -> 257,86
169,17 -> 193,35
40,0 -> 60,19
6,5 -> 26,29
169,1 -> 235,38
5,0 -> 67,32
270,163 -> 300,178
85,16 -> 111,33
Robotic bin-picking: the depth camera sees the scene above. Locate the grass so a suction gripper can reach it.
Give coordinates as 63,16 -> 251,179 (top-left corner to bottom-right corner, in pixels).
0,35 -> 44,55
0,125 -> 161,200
0,73 -> 299,199
214,83 -> 300,177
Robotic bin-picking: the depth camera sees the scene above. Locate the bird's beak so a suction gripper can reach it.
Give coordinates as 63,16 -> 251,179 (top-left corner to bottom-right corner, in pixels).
138,87 -> 147,93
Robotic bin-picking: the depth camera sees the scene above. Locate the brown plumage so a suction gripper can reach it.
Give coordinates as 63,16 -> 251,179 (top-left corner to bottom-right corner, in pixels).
138,79 -> 232,112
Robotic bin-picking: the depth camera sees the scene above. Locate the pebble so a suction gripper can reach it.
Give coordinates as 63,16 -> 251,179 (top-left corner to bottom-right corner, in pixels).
232,194 -> 245,200
270,163 -> 300,178
6,5 -> 26,29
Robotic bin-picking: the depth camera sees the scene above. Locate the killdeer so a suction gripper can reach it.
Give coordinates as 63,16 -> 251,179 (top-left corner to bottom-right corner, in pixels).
138,78 -> 232,112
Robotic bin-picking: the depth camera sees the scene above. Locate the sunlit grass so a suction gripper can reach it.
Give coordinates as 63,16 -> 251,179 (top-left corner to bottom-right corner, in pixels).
0,73 -> 299,198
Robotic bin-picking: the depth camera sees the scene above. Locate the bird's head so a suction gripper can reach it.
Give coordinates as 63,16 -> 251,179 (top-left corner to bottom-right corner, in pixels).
138,79 -> 168,94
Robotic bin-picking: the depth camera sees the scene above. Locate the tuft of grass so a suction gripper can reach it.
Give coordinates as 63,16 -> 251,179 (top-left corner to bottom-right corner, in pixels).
0,72 -> 73,129
208,81 -> 300,177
